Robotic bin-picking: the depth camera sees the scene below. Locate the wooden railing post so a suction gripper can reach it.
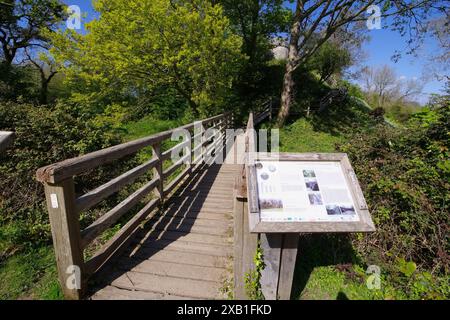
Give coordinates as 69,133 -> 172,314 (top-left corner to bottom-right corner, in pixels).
152,143 -> 164,204
43,177 -> 85,300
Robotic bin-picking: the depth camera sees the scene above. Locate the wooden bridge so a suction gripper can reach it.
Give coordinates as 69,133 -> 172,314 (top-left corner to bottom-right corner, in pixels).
36,111 -> 267,300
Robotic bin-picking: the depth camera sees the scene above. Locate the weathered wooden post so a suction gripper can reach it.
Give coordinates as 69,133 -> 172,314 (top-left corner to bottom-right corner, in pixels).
0,131 -> 15,153
152,143 -> 164,204
39,176 -> 85,300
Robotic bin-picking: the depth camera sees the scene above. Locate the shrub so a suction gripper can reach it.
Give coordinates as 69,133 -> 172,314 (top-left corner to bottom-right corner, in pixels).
0,101 -> 124,258
339,101 -> 449,275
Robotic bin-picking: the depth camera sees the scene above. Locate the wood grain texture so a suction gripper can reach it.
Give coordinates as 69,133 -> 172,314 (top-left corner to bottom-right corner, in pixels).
277,234 -> 299,300
44,178 -> 84,300
75,157 -> 159,213
260,234 -> 282,300
0,131 -> 14,152
80,178 -> 159,248
36,113 -> 227,183
88,164 -> 239,300
37,113 -> 237,300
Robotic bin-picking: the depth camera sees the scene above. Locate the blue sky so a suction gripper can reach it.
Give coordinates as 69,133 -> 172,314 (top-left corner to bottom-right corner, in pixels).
64,0 -> 446,104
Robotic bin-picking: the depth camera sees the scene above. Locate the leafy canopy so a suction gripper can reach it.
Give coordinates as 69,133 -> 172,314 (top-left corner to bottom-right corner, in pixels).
49,0 -> 244,116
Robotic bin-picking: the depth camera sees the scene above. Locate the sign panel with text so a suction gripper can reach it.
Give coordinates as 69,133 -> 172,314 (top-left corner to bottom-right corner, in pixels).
246,153 -> 375,233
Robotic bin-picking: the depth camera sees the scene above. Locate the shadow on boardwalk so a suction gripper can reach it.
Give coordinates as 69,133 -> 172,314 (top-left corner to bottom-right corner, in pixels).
88,149 -> 238,299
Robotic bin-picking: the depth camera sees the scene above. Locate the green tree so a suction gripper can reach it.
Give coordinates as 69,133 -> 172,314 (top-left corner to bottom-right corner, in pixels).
49,0 -> 243,117
276,0 -> 446,127
0,0 -> 65,65
307,41 -> 352,84
213,0 -> 292,64
0,0 -> 65,102
213,0 -> 293,114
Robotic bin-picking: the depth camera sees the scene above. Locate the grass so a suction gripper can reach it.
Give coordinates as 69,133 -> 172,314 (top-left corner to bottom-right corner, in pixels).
0,115 -> 183,301
123,115 -> 183,141
276,100 -> 428,300
280,118 -> 344,153
278,104 -> 378,300
292,234 -> 391,300
0,246 -> 63,300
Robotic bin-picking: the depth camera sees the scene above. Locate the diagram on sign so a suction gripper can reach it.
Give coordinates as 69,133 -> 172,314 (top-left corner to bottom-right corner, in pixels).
255,161 -> 359,223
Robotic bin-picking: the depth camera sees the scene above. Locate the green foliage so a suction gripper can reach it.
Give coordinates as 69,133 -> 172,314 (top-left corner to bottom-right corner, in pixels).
339,101 -> 449,275
280,92 -> 449,299
244,243 -> 265,300
49,0 -> 244,116
337,79 -> 365,99
0,246 -> 62,300
307,42 -> 352,83
0,0 -> 66,64
280,118 -> 344,153
0,63 -> 39,103
0,101 -> 124,255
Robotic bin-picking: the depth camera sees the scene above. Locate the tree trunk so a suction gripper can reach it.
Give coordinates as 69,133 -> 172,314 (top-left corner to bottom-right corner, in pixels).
277,64 -> 295,127
188,98 -> 199,117
276,0 -> 303,127
39,78 -> 48,105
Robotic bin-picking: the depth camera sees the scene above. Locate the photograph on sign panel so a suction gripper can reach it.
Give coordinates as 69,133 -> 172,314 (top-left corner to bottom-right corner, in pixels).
303,169 -> 316,178
326,205 -> 342,215
308,193 -> 323,205
259,198 -> 284,212
339,205 -> 356,215
305,178 -> 320,191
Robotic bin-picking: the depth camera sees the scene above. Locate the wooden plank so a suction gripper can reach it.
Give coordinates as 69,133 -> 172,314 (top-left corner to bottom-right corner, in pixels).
84,198 -> 160,275
76,157 -> 158,213
118,259 -> 226,282
111,271 -> 223,299
252,221 -> 376,233
260,233 -> 282,300
242,194 -> 258,299
142,229 -> 231,246
150,215 -> 231,228
80,178 -> 159,248
165,201 -> 234,210
43,178 -> 84,300
277,234 -> 299,300
233,184 -> 245,299
151,144 -> 163,202
169,193 -> 233,202
149,218 -> 229,236
90,285 -> 195,300
162,210 -> 230,221
137,238 -> 233,257
36,113 -> 226,184
128,246 -> 228,269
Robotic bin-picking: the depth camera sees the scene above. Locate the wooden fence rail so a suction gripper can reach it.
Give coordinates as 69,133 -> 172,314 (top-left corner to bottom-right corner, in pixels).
36,112 -> 232,299
233,107 -> 273,299
0,131 -> 14,152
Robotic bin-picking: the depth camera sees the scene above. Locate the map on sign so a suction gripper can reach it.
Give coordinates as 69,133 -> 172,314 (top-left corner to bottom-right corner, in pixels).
255,161 -> 359,223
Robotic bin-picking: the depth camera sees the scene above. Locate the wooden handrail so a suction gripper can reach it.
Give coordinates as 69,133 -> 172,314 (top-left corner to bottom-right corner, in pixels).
36,113 -> 225,184
0,131 -> 14,152
233,108 -> 270,299
36,112 -> 232,299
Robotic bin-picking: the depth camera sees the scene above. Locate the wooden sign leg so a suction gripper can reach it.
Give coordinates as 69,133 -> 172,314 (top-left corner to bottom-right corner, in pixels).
277,234 -> 299,300
260,233 -> 282,300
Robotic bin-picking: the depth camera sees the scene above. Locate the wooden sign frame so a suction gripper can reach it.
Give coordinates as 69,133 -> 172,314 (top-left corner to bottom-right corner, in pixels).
246,152 -> 376,234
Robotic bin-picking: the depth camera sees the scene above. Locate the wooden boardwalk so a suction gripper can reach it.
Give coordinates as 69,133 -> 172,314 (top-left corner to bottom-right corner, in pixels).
90,164 -> 239,300
35,112 -> 264,300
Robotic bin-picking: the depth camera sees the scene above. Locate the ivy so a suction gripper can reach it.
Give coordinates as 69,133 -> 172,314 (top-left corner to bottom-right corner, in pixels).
244,242 -> 265,300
